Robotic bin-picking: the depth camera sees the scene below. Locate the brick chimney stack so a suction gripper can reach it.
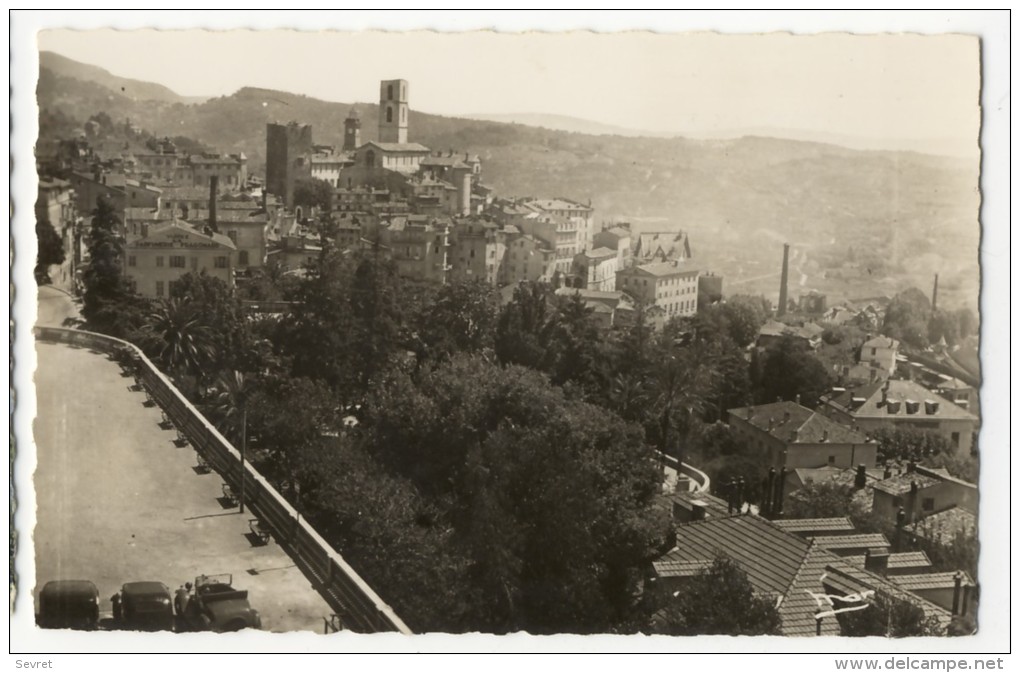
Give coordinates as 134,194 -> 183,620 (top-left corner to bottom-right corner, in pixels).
208,175 -> 219,233
778,243 -> 790,316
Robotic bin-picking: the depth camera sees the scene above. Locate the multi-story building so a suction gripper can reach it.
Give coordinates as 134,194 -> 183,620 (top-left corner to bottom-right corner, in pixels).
860,335 -> 900,377
522,198 -> 595,270
616,260 -> 700,319
593,225 -> 632,268
124,220 -> 236,299
382,215 -> 450,284
727,400 -> 876,472
188,152 -> 248,191
572,247 -> 618,292
448,219 -> 504,285
68,170 -> 162,216
36,178 -> 81,291
499,229 -> 556,286
818,379 -> 979,454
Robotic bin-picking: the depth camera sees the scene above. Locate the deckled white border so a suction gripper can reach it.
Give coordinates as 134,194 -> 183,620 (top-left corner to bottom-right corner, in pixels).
9,9 -> 1011,662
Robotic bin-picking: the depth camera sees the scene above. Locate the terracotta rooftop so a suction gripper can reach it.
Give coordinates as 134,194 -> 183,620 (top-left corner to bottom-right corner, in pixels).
811,534 -> 890,551
622,260 -> 699,277
889,572 -> 975,592
774,518 -> 855,534
659,513 -> 949,636
822,380 -> 977,421
872,472 -> 942,496
912,507 -> 978,545
728,400 -> 869,445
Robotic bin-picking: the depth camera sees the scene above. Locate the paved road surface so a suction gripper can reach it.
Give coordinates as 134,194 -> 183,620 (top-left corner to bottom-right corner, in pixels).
36,285 -> 80,328
33,340 -> 334,633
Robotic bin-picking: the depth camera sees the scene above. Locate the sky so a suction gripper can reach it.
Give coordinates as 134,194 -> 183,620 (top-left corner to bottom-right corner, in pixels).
36,27 -> 980,155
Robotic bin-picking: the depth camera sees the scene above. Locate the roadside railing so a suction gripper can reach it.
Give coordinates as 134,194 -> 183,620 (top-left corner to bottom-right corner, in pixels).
34,325 -> 414,635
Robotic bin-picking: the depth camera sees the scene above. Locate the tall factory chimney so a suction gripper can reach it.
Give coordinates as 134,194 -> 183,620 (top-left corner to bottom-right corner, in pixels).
777,243 -> 790,316
208,175 -> 219,233
932,273 -> 939,313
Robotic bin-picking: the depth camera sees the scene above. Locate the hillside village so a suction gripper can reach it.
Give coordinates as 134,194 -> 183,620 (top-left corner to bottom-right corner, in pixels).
35,73 -> 981,637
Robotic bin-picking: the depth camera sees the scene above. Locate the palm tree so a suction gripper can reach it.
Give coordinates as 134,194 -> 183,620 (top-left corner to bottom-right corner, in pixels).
206,369 -> 251,512
647,342 -> 718,469
143,297 -> 216,380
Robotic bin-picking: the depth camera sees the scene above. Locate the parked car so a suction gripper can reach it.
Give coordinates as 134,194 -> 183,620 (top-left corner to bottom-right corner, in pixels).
37,580 -> 100,630
111,581 -> 175,632
174,574 -> 261,632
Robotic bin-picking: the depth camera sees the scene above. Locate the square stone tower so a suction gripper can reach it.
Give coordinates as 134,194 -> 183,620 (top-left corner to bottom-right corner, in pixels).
378,79 -> 409,144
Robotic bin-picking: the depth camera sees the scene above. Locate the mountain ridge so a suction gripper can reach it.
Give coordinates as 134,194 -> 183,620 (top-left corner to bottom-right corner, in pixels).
35,54 -> 980,310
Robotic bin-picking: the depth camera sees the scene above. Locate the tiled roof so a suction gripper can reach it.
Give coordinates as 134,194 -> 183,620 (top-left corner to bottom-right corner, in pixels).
811,534 -> 890,551
652,558 -> 713,578
584,247 -> 616,259
822,379 -> 977,421
525,198 -> 592,212
863,335 -> 900,350
420,155 -> 469,168
124,208 -> 169,221
140,220 -> 236,249
913,507 -> 978,544
889,572 -> 975,592
667,490 -> 731,518
872,473 -> 941,496
759,320 -> 823,342
727,401 -> 868,445
667,514 -> 811,595
887,551 -> 932,571
659,513 -> 951,636
365,141 -> 431,153
622,261 -> 699,277
818,564 -> 952,631
774,518 -> 855,534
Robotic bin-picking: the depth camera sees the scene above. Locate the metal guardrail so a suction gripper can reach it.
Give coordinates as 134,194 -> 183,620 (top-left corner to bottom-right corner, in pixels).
33,325 -> 414,635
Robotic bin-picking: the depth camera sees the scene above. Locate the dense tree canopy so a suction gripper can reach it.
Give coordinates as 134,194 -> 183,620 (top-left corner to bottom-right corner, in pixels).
292,177 -> 334,212
883,287 -> 932,349
35,214 -> 65,285
755,335 -> 832,407
362,354 -> 669,633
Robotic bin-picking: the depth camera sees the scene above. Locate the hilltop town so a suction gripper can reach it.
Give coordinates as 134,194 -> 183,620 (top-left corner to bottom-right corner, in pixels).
34,76 -> 981,638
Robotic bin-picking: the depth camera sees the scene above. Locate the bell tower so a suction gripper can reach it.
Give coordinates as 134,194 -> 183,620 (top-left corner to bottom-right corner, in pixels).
344,107 -> 362,151
378,79 -> 409,144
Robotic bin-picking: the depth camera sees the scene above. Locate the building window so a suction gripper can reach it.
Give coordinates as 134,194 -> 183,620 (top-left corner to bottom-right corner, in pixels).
169,255 -> 185,268
238,250 -> 249,266
951,432 -> 961,448
922,497 -> 935,512
156,256 -> 164,267
386,107 -> 393,123
214,256 -> 228,269
191,257 -> 199,271
828,455 -> 836,465
892,496 -> 903,508
227,230 -> 238,243
155,281 -> 164,297
127,256 -> 136,267
387,84 -> 393,100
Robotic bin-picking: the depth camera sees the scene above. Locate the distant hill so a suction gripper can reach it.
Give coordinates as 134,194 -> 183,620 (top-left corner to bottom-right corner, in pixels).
35,54 -> 981,311
461,113 -> 675,139
39,51 -> 207,105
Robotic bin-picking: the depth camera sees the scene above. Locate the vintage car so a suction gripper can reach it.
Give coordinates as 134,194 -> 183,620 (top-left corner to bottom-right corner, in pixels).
111,581 -> 175,631
37,580 -> 100,630
174,574 -> 261,632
